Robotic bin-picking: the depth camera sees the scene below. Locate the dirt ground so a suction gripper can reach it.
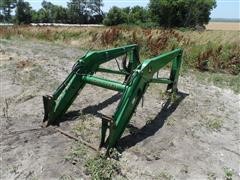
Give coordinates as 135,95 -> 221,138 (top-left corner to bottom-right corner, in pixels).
0,39 -> 239,180
206,22 -> 240,31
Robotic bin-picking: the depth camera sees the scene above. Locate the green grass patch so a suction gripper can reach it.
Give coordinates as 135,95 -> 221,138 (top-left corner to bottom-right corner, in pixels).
224,167 -> 234,180
158,171 -> 174,180
66,114 -> 122,179
66,142 -> 121,180
194,71 -> 240,94
206,119 -> 223,131
85,154 -> 120,180
207,172 -> 217,180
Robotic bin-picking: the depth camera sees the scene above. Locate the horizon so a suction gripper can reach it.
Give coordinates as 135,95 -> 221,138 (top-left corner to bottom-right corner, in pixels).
26,0 -> 240,20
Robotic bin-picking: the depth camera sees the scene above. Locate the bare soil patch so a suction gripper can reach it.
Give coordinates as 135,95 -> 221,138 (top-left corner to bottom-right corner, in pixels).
206,22 -> 240,31
0,39 -> 239,179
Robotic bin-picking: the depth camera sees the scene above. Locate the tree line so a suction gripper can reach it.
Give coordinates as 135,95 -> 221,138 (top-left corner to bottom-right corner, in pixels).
104,0 -> 217,28
0,0 -> 216,28
0,0 -> 104,24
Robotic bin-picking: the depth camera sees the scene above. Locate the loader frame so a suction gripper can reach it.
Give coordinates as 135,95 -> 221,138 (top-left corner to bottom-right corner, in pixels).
43,44 -> 183,151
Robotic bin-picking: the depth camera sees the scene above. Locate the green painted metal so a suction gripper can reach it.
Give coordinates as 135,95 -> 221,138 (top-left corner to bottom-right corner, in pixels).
43,44 -> 140,126
81,75 -> 127,92
97,67 -> 129,75
151,78 -> 173,84
43,44 -> 183,152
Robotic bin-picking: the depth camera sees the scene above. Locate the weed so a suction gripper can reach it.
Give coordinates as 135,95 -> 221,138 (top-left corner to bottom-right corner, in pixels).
66,114 -> 123,179
180,165 -> 188,174
157,89 -> 178,103
85,154 -> 120,180
159,89 -> 170,100
224,167 -> 234,180
59,174 -> 74,180
100,28 -> 120,45
158,171 -> 174,180
166,117 -> 176,127
9,166 -> 18,174
1,26 -> 239,75
65,142 -> 88,166
195,71 -> 240,94
206,118 -> 223,131
211,74 -> 240,94
73,114 -> 99,144
66,140 -> 122,179
145,29 -> 189,56
196,43 -> 240,75
145,118 -> 154,125
170,92 -> 178,103
207,172 -> 217,180
126,123 -> 139,135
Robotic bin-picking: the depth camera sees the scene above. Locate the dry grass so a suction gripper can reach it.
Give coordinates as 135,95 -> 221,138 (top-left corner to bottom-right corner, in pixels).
16,60 -> 33,69
0,26 -> 239,75
206,22 -> 240,31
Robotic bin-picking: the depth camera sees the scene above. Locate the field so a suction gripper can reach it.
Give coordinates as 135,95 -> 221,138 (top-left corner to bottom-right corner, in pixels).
206,22 -> 240,31
0,26 -> 240,179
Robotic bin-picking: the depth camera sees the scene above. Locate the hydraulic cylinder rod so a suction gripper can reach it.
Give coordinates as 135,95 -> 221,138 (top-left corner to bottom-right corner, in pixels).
81,75 -> 127,92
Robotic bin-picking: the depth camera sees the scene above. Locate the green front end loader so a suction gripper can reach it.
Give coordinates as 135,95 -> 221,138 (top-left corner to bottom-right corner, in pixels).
43,44 -> 183,152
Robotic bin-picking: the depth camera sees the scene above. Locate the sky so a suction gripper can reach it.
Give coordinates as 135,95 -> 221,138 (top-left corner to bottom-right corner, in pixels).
27,0 -> 240,19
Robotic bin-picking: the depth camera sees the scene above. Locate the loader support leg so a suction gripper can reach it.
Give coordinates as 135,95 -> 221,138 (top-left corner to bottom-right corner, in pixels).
100,118 -> 109,148
167,52 -> 182,93
106,74 -> 147,149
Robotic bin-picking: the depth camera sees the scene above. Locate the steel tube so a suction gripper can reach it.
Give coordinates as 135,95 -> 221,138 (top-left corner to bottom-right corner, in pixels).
150,78 -> 173,84
97,67 -> 129,75
81,75 -> 127,92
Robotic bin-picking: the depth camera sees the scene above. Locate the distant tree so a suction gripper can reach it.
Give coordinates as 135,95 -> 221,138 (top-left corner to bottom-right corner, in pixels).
0,0 -> 17,22
67,0 -> 103,24
67,0 -> 87,23
31,1 -> 68,23
41,0 -> 54,22
31,10 -> 40,23
33,8 -> 48,23
0,0 -> 104,24
103,6 -> 127,26
86,0 -> 104,23
15,0 -> 32,24
149,0 -> 217,27
103,6 -> 150,26
122,7 -> 131,15
0,14 -> 4,22
87,0 -> 103,16
52,6 -> 68,23
121,7 -> 130,24
129,6 -> 149,24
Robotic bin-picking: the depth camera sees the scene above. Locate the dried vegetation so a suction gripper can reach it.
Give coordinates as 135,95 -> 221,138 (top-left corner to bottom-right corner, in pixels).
0,26 -> 239,75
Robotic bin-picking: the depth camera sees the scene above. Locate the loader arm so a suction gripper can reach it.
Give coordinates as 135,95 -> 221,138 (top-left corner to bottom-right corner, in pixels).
105,48 -> 183,150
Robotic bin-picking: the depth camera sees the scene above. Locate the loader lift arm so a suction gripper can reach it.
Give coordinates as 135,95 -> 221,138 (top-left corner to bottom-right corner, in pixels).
43,44 -> 183,151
